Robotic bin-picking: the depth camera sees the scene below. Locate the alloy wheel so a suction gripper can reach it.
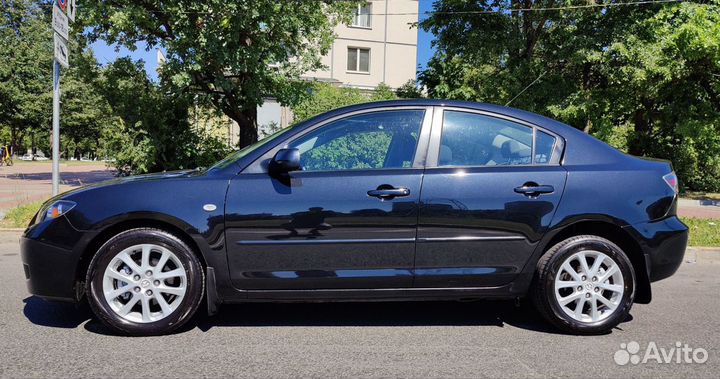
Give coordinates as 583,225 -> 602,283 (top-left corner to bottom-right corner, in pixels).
102,244 -> 187,323
553,250 -> 625,323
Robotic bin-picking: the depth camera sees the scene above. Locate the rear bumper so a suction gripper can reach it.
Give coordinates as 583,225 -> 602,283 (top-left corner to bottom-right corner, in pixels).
625,216 -> 689,282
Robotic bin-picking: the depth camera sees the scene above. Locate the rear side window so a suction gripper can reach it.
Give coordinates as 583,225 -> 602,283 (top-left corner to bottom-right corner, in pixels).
439,111 -> 555,166
535,131 -> 557,164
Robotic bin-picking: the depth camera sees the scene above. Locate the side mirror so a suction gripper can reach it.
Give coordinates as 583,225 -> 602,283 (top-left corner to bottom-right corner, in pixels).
269,148 -> 301,174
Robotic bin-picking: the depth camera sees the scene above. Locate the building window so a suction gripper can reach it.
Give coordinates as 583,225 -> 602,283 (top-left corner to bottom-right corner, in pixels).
351,3 -> 371,28
347,47 -> 370,73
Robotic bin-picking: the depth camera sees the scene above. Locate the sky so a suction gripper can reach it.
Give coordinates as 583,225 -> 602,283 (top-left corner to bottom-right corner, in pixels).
89,0 -> 436,82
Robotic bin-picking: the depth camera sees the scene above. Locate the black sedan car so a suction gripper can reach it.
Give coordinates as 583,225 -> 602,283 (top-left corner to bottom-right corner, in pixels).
21,100 -> 688,336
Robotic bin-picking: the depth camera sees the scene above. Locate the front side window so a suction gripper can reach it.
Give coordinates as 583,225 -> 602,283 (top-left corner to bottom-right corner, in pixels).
352,3 -> 372,28
439,111 -> 555,166
289,110 -> 424,172
347,47 -> 370,73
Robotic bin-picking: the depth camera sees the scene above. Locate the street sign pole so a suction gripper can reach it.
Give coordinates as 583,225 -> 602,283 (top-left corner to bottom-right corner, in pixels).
50,0 -> 72,196
52,59 -> 60,196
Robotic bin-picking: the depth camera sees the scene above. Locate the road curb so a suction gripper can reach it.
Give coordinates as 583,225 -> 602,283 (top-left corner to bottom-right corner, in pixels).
686,247 -> 720,263
0,228 -> 25,232
679,198 -> 720,207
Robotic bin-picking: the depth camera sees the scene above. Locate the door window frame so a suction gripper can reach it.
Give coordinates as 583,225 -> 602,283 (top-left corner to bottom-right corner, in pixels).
425,107 -> 565,168
242,106 -> 435,174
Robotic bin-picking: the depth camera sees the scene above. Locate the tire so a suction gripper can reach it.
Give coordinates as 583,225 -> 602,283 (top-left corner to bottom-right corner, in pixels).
86,228 -> 204,336
531,235 -> 635,335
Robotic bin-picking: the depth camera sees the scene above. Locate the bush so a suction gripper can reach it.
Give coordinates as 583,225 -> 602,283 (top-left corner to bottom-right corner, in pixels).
292,82 -> 397,123
99,58 -> 231,175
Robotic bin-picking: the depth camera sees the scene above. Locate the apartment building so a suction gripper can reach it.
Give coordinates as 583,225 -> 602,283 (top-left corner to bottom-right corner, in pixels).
305,0 -> 419,89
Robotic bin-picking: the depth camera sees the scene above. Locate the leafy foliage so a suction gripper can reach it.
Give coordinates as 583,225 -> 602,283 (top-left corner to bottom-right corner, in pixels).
420,1 -> 720,191
80,0 -> 360,147
0,0 -> 52,153
98,58 -> 231,175
395,79 -> 425,99
292,82 -> 398,123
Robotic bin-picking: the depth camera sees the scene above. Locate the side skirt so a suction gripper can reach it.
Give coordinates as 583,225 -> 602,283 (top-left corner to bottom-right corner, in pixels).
222,284 -> 526,303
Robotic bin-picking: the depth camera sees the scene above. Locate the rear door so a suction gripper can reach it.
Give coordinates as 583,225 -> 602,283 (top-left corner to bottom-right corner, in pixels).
415,107 -> 567,287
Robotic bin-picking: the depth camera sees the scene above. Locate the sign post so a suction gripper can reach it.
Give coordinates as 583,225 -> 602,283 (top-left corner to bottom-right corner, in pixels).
52,59 -> 60,195
50,0 -> 74,196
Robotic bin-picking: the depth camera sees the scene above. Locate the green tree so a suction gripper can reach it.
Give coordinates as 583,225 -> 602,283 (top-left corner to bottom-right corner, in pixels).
61,49 -> 117,160
0,0 -> 52,154
420,0 -> 720,191
98,57 -> 230,174
292,82 -> 397,123
81,0 -> 359,147
395,79 -> 424,99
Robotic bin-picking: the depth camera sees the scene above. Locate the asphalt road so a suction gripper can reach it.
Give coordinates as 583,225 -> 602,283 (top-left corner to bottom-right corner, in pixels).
1,230 -> 718,379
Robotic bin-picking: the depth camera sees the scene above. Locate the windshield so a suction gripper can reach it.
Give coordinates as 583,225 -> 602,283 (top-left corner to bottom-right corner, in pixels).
209,126 -> 295,171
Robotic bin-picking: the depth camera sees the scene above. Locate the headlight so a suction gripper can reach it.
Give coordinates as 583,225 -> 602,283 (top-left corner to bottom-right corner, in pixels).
36,200 -> 76,224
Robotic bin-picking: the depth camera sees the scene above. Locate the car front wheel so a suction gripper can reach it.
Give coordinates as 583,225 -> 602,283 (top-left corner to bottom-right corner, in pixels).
86,228 -> 204,336
532,235 -> 635,335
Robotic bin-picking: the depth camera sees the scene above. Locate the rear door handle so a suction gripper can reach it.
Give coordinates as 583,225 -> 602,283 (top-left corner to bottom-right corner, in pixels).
367,187 -> 410,200
514,183 -> 554,197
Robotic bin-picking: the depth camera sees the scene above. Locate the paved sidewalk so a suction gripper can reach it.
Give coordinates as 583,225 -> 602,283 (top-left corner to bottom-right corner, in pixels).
0,162 -> 114,217
677,198 -> 720,219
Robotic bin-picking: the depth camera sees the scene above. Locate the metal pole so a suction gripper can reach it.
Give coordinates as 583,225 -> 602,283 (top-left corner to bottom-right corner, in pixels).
52,60 -> 60,196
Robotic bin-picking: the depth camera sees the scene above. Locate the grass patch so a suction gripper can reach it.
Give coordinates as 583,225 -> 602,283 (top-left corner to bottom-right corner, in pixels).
0,201 -> 43,229
681,217 -> 720,247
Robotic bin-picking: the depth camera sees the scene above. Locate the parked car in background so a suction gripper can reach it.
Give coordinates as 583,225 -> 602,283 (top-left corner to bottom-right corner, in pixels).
20,100 -> 688,336
19,153 -> 49,161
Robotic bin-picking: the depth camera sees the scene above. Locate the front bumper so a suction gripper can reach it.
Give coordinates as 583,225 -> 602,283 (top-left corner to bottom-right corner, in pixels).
626,216 -> 689,282
20,237 -> 79,301
20,216 -> 87,302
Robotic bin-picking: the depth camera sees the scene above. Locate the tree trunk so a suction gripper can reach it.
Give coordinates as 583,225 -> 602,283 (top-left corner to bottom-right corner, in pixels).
9,125 -> 20,156
629,109 -> 648,156
226,106 -> 259,148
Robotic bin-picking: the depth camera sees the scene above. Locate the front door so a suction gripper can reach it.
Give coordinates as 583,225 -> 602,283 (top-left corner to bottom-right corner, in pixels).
225,108 -> 430,290
415,108 -> 567,287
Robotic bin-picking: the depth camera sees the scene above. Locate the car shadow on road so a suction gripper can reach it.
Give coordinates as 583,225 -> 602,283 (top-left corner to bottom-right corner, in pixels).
24,296 -> 631,336
23,296 -> 92,328
190,300 -> 565,332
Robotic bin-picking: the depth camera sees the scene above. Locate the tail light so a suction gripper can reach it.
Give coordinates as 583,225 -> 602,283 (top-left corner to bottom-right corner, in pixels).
663,172 -> 679,193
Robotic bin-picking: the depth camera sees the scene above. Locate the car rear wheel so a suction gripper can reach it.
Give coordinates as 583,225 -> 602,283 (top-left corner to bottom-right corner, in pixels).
86,228 -> 204,336
532,235 -> 635,335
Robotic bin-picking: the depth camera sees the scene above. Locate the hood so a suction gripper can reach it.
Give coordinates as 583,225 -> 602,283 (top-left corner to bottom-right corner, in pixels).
53,169 -> 202,202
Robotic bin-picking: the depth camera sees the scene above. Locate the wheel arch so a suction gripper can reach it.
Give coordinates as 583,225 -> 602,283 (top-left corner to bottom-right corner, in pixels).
537,219 -> 651,304
74,216 -> 209,296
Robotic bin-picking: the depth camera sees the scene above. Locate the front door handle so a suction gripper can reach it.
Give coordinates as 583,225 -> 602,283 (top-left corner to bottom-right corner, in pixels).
514,183 -> 554,197
367,186 -> 410,200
